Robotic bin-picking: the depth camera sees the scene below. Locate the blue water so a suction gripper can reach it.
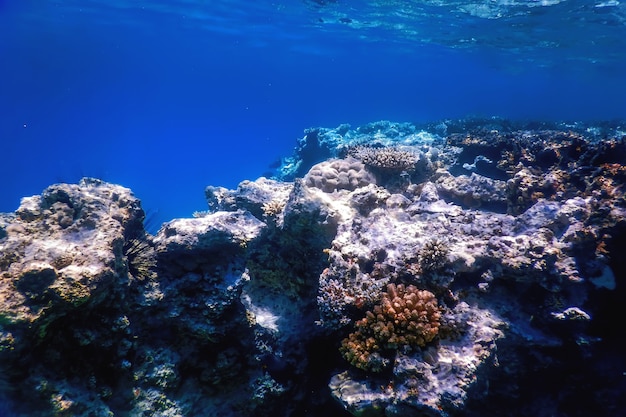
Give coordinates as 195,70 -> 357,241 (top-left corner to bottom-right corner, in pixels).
2,0 -> 625,223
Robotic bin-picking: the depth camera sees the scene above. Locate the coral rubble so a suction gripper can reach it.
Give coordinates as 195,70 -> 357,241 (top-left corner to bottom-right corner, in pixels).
1,119 -> 625,416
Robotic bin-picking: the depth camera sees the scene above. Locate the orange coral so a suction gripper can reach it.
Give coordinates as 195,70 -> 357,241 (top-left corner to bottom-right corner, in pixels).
340,283 -> 441,372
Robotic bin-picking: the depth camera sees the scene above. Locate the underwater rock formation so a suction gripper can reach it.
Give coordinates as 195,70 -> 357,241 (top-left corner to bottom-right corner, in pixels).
1,119 -> 625,416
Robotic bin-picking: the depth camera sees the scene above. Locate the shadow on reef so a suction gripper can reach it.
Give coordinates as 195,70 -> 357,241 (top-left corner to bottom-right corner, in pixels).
1,119 -> 625,416
455,273 -> 626,417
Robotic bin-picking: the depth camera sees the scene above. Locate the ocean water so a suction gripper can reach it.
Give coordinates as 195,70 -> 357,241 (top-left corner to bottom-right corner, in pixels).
1,0 -> 625,223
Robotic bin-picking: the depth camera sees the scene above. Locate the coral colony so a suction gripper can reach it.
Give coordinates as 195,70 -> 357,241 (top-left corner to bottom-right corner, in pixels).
1,119 -> 625,416
340,284 -> 441,372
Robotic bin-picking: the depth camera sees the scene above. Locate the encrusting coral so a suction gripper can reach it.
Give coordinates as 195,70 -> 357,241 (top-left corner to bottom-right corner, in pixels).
340,283 -> 441,372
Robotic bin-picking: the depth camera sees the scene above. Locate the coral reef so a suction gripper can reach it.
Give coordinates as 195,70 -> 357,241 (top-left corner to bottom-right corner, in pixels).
274,122 -> 440,181
0,119 -> 625,417
340,284 -> 441,372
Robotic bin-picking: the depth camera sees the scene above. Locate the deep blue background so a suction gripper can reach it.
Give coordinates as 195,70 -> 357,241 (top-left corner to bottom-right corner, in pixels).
2,1 -> 625,223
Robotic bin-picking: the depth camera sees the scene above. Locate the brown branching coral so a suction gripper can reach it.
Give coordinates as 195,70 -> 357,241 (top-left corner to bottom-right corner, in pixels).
340,283 -> 441,372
